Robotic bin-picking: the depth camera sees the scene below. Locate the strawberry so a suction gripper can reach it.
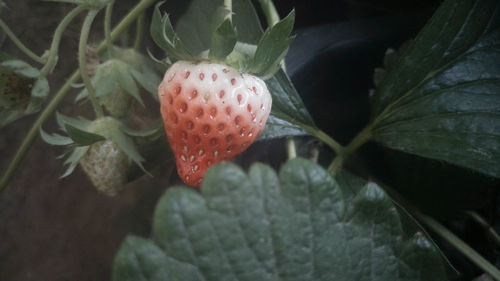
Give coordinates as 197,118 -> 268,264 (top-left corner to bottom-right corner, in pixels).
41,115 -> 151,196
159,61 -> 272,186
152,2 -> 295,187
79,139 -> 128,196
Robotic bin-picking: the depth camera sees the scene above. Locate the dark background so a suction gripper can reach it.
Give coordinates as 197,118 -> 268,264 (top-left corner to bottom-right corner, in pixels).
2,0 -> 495,281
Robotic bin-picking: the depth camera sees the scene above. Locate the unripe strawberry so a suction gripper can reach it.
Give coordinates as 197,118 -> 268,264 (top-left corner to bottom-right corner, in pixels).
77,117 -> 129,196
79,139 -> 128,196
159,61 -> 272,187
101,87 -> 133,118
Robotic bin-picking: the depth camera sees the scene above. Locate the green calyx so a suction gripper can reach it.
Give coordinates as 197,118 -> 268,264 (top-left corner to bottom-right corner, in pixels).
150,1 -> 295,79
75,47 -> 161,117
0,59 -> 49,127
39,113 -> 157,178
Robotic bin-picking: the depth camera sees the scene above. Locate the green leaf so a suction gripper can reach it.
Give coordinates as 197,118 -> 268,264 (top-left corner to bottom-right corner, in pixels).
399,234 -> 449,280
150,1 -> 169,52
267,69 -> 315,127
123,119 -> 164,139
209,15 -> 237,61
175,0 -> 262,56
114,158 -> 448,281
116,63 -> 143,106
112,236 -> 204,281
109,129 -> 146,171
0,106 -> 24,127
232,0 -> 263,44
65,124 -> 105,146
1,60 -> 40,78
251,10 -> 295,79
31,78 -> 49,98
56,112 -> 92,132
258,113 -> 309,140
370,0 -> 500,178
60,146 -> 88,178
39,128 -> 73,146
150,2 -> 192,61
130,67 -> 161,98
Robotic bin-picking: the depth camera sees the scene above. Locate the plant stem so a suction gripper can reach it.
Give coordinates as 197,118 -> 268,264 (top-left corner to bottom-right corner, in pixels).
133,13 -> 145,51
328,125 -> 372,174
0,18 -> 45,64
104,1 -> 115,57
376,182 -> 500,281
40,5 -> 86,77
0,0 -> 157,193
224,0 -> 232,21
286,136 -> 296,159
271,110 -> 344,155
79,10 -> 103,118
258,0 -> 280,27
418,214 -> 500,281
466,211 -> 500,247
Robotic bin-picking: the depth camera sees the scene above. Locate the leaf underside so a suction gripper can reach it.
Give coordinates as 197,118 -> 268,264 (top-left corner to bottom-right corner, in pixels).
113,158 -> 447,281
371,0 -> 500,178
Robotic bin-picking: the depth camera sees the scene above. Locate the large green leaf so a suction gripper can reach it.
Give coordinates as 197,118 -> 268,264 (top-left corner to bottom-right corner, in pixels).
370,0 -> 500,178
174,0 -> 262,56
113,158 -> 447,281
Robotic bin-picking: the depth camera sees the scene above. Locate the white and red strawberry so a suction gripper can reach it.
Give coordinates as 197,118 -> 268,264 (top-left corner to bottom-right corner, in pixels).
152,3 -> 295,187
159,61 -> 272,186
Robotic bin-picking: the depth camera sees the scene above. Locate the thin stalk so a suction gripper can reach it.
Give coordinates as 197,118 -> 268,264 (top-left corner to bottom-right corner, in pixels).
224,0 -> 232,21
104,1 -> 115,57
418,214 -> 500,281
286,136 -> 296,159
40,5 -> 86,77
466,211 -> 500,247
258,0 -> 280,27
376,182 -> 500,281
273,111 -> 344,155
133,13 -> 145,51
0,0 -> 157,192
0,18 -> 45,64
329,125 -> 372,174
79,10 -> 103,118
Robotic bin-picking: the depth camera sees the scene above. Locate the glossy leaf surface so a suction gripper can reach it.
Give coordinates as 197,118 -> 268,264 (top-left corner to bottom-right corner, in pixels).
371,0 -> 500,177
113,159 -> 447,281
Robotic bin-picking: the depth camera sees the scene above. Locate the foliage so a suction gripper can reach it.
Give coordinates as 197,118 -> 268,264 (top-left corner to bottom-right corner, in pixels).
0,0 -> 499,279
113,159 -> 447,281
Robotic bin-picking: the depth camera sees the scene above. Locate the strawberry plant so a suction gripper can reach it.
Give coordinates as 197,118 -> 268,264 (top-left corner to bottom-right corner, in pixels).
0,0 -> 499,280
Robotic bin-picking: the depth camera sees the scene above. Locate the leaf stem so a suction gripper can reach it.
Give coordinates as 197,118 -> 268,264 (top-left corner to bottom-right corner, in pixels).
328,125 -> 372,174
465,211 -> 500,247
0,18 -> 45,64
286,136 -> 296,159
258,0 -> 280,27
0,0 -> 157,193
271,110 -> 344,155
40,5 -> 86,77
104,1 -> 115,57
418,214 -> 500,281
133,12 -> 145,51
376,182 -> 500,281
79,10 -> 103,119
